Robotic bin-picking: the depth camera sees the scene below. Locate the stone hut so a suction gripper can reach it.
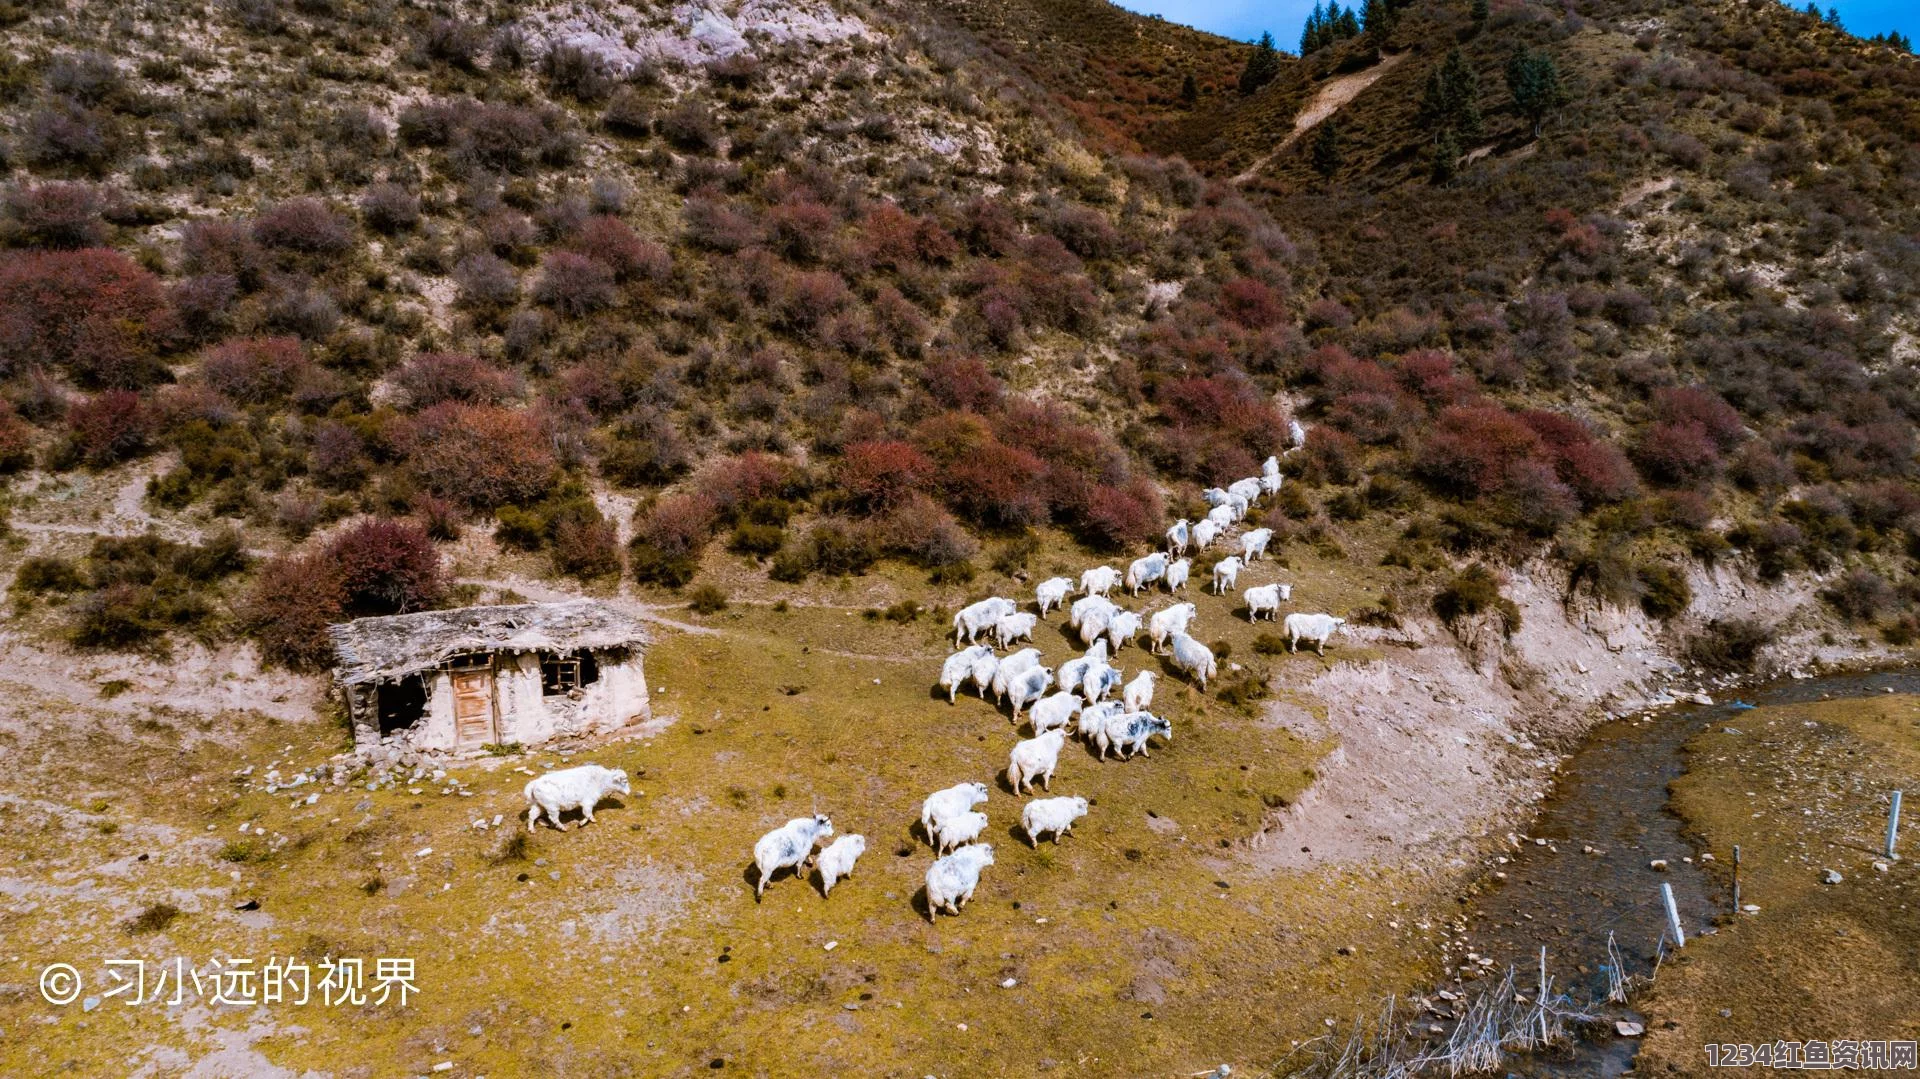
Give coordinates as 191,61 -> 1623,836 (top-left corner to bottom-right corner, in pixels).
330,600 -> 650,752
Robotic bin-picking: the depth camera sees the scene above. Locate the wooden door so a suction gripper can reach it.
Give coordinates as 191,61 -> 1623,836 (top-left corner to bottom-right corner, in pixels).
451,669 -> 495,747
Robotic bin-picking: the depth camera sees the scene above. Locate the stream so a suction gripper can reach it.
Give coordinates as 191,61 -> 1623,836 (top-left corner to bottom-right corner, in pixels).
1460,667 -> 1920,1077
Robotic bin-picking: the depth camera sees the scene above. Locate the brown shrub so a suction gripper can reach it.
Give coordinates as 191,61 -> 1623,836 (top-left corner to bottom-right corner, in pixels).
200,336 -> 307,405
243,553 -> 347,670
533,251 -> 616,317
66,391 -> 151,467
251,198 -> 353,253
0,248 -> 173,388
400,404 -> 556,509
395,352 -> 516,409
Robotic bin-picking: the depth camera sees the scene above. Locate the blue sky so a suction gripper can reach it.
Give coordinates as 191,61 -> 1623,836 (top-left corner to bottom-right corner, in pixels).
1113,0 -> 1917,49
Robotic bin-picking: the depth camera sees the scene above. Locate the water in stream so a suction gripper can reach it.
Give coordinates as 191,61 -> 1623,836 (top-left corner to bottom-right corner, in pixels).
1460,667 -> 1920,1077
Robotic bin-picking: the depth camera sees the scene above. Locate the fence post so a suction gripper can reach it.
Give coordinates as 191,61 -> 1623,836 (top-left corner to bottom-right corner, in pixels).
1888,790 -> 1903,861
1661,882 -> 1685,948
1732,844 -> 1741,913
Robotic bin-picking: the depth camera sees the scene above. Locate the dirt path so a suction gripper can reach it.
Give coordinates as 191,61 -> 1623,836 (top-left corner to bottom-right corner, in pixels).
1232,51 -> 1409,185
1617,174 -> 1676,210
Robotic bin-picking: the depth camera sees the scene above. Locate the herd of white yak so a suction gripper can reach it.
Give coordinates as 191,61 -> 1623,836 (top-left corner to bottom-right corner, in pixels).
523,447 -> 1349,922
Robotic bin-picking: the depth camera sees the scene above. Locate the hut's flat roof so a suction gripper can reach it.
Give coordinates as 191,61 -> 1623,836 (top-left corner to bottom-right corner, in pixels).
329,600 -> 648,685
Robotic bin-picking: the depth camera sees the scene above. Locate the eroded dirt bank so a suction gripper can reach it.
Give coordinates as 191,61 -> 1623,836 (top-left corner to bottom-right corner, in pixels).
1254,558 -> 1890,874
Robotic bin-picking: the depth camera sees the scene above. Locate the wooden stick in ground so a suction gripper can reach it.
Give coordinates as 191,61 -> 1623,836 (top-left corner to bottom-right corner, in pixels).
1888,790 -> 1903,861
1662,882 -> 1686,948
1732,843 -> 1742,913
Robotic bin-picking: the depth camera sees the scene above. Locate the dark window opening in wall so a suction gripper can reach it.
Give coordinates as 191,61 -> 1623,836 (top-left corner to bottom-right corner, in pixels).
542,650 -> 600,695
376,676 -> 428,734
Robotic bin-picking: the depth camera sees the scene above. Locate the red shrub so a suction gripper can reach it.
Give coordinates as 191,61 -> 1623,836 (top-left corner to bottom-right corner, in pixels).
774,269 -> 850,333
871,285 -> 931,356
534,251 -> 616,317
697,452 -> 795,515
1634,420 -> 1722,485
1416,404 -> 1546,497
243,553 -> 347,670
569,215 -> 670,282
170,273 -> 238,343
858,202 -> 923,270
66,391 -> 151,467
1397,349 -> 1474,406
1156,375 -> 1281,452
324,518 -> 445,616
4,181 -> 107,248
251,198 -> 354,253
395,352 -> 516,409
683,196 -> 758,252
200,336 -> 307,404
942,440 -> 1049,527
1078,477 -> 1163,550
1304,298 -> 1353,332
551,511 -> 621,579
1218,277 -> 1285,329
0,248 -> 173,388
401,403 -> 556,508
766,194 -> 838,263
1653,386 -> 1744,450
635,492 -> 718,558
838,439 -> 931,513
922,354 -> 1004,413
1298,427 -> 1359,486
1520,410 -> 1638,505
181,218 -> 265,286
1498,459 -> 1580,535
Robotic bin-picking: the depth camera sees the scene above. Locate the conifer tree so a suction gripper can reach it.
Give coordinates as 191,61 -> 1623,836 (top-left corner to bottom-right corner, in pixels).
1239,32 -> 1282,95
1505,46 -> 1566,137
1311,121 -> 1343,179
1430,129 -> 1461,184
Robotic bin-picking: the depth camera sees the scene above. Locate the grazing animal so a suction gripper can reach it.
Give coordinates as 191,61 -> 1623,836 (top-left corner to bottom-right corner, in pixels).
1126,553 -> 1168,595
1262,454 -> 1281,477
1202,487 -> 1232,508
991,648 -> 1041,702
1078,701 -> 1122,742
1169,633 -> 1217,691
1122,670 -> 1157,713
1211,555 -> 1244,594
524,765 -> 632,832
1227,492 -> 1250,522
1080,661 -> 1121,703
925,844 -> 995,922
1164,558 -> 1190,592
1069,593 -> 1117,631
1166,519 -> 1191,555
953,597 -> 1016,645
1260,470 -> 1284,496
1022,796 -> 1089,846
1240,527 -> 1274,562
1244,582 -> 1290,622
993,612 -> 1038,650
1105,609 -> 1143,652
1288,419 -> 1307,449
1106,713 -> 1172,759
1008,729 -> 1068,794
939,645 -> 993,703
1057,642 -> 1108,699
1284,612 -> 1347,655
1192,519 -> 1221,550
753,814 -> 833,898
921,782 -> 988,837
816,834 -> 865,896
1205,504 -> 1236,530
1229,477 -> 1263,505
1080,565 -> 1120,597
1035,577 -> 1074,618
1028,690 -> 1082,736
1077,605 -> 1116,648
932,809 -> 989,855
967,648 -> 1000,699
1148,602 -> 1197,654
1007,666 -> 1055,720
1126,552 -> 1168,596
